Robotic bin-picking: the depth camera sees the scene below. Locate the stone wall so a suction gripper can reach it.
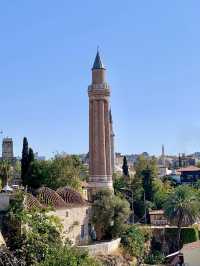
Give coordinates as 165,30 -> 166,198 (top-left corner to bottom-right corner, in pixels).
50,205 -> 91,245
77,238 -> 121,256
0,194 -> 11,211
0,232 -> 5,246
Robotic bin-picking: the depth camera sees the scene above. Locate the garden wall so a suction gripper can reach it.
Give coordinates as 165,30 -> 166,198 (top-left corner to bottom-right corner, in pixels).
78,238 -> 121,256
0,194 -> 11,211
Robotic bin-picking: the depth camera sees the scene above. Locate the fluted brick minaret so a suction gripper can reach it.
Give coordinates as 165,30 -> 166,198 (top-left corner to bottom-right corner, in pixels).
88,51 -> 113,200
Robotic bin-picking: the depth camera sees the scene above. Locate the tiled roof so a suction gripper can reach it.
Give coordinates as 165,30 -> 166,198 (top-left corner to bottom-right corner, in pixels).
25,193 -> 42,210
149,210 -> 164,215
37,187 -> 67,209
177,165 -> 200,172
56,187 -> 86,205
25,187 -> 86,210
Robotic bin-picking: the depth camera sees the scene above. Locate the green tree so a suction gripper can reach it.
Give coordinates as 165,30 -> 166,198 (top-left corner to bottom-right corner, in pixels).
21,137 -> 29,186
121,225 -> 146,266
28,148 -> 35,164
25,155 -> 84,191
5,191 -> 101,266
13,160 -> 21,183
0,247 -> 25,266
152,178 -> 172,209
127,156 -> 158,220
0,160 -> 12,187
194,179 -> 200,189
111,194 -> 130,238
113,173 -> 126,193
38,244 -> 101,266
163,185 -> 200,249
122,156 -> 129,176
92,189 -> 130,240
141,158 -> 158,202
6,191 -> 62,265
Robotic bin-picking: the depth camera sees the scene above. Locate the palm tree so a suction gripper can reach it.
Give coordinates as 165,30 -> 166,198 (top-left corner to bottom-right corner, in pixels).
0,160 -> 12,188
163,185 -> 200,249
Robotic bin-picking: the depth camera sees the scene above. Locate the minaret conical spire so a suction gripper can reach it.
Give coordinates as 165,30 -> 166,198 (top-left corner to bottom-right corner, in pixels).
92,49 -> 105,70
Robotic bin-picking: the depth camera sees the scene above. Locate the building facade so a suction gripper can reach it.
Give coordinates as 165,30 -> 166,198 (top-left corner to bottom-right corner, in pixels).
88,51 -> 113,200
178,165 -> 200,184
2,138 -> 14,160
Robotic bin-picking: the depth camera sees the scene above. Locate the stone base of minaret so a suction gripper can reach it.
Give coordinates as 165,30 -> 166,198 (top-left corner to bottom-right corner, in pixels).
87,176 -> 113,201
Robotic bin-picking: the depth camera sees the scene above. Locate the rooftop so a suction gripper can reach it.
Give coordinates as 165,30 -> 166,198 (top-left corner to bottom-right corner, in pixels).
177,165 -> 200,172
149,210 -> 164,215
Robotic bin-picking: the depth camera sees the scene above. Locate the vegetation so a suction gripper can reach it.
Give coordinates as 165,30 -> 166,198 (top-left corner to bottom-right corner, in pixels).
144,250 -> 165,265
0,246 -> 25,266
4,191 -> 99,266
163,185 -> 200,249
23,154 -> 87,191
21,137 -> 29,186
0,160 -> 12,187
4,192 -> 61,265
92,189 -> 130,240
114,155 -> 160,221
122,156 -> 129,176
121,225 -> 148,266
38,245 -> 101,266
152,178 -> 172,209
180,227 -> 199,245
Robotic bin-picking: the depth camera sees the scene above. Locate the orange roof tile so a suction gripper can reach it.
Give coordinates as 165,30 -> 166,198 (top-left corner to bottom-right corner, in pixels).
177,166 -> 200,172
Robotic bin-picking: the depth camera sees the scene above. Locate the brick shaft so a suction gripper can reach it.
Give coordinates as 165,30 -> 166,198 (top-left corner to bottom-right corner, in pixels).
88,64 -> 113,200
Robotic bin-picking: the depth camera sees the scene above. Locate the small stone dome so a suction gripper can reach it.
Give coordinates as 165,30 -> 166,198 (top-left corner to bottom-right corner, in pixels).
36,187 -> 67,209
56,187 -> 85,205
25,193 -> 42,210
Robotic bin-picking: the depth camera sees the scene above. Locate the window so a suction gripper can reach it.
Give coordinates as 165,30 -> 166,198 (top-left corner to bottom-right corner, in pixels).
88,223 -> 92,235
81,225 -> 84,238
66,211 -> 69,217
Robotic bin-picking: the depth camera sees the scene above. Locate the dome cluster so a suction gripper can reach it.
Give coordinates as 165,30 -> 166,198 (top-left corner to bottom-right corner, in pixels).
25,186 -> 86,210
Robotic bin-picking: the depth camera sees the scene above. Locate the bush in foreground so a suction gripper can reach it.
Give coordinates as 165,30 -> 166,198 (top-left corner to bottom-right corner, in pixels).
38,244 -> 101,266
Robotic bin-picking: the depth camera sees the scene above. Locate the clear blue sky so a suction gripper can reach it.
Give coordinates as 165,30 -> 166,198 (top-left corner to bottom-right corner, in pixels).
1,1 -> 200,158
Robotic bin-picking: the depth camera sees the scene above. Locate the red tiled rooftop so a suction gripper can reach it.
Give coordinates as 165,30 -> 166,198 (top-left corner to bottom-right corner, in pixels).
177,165 -> 200,172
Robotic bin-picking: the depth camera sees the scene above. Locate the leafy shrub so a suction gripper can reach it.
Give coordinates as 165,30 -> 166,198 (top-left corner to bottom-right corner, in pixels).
144,250 -> 165,265
92,189 -> 130,240
0,247 -> 25,266
121,225 -> 145,259
38,244 -> 101,266
180,227 -> 199,245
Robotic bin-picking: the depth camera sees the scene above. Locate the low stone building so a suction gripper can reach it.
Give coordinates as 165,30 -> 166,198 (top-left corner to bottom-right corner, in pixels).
26,186 -> 91,245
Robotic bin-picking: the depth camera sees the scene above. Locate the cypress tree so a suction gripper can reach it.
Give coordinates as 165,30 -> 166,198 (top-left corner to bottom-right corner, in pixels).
28,148 -> 35,164
142,167 -> 153,202
178,153 -> 182,168
122,156 -> 129,176
21,137 -> 29,185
